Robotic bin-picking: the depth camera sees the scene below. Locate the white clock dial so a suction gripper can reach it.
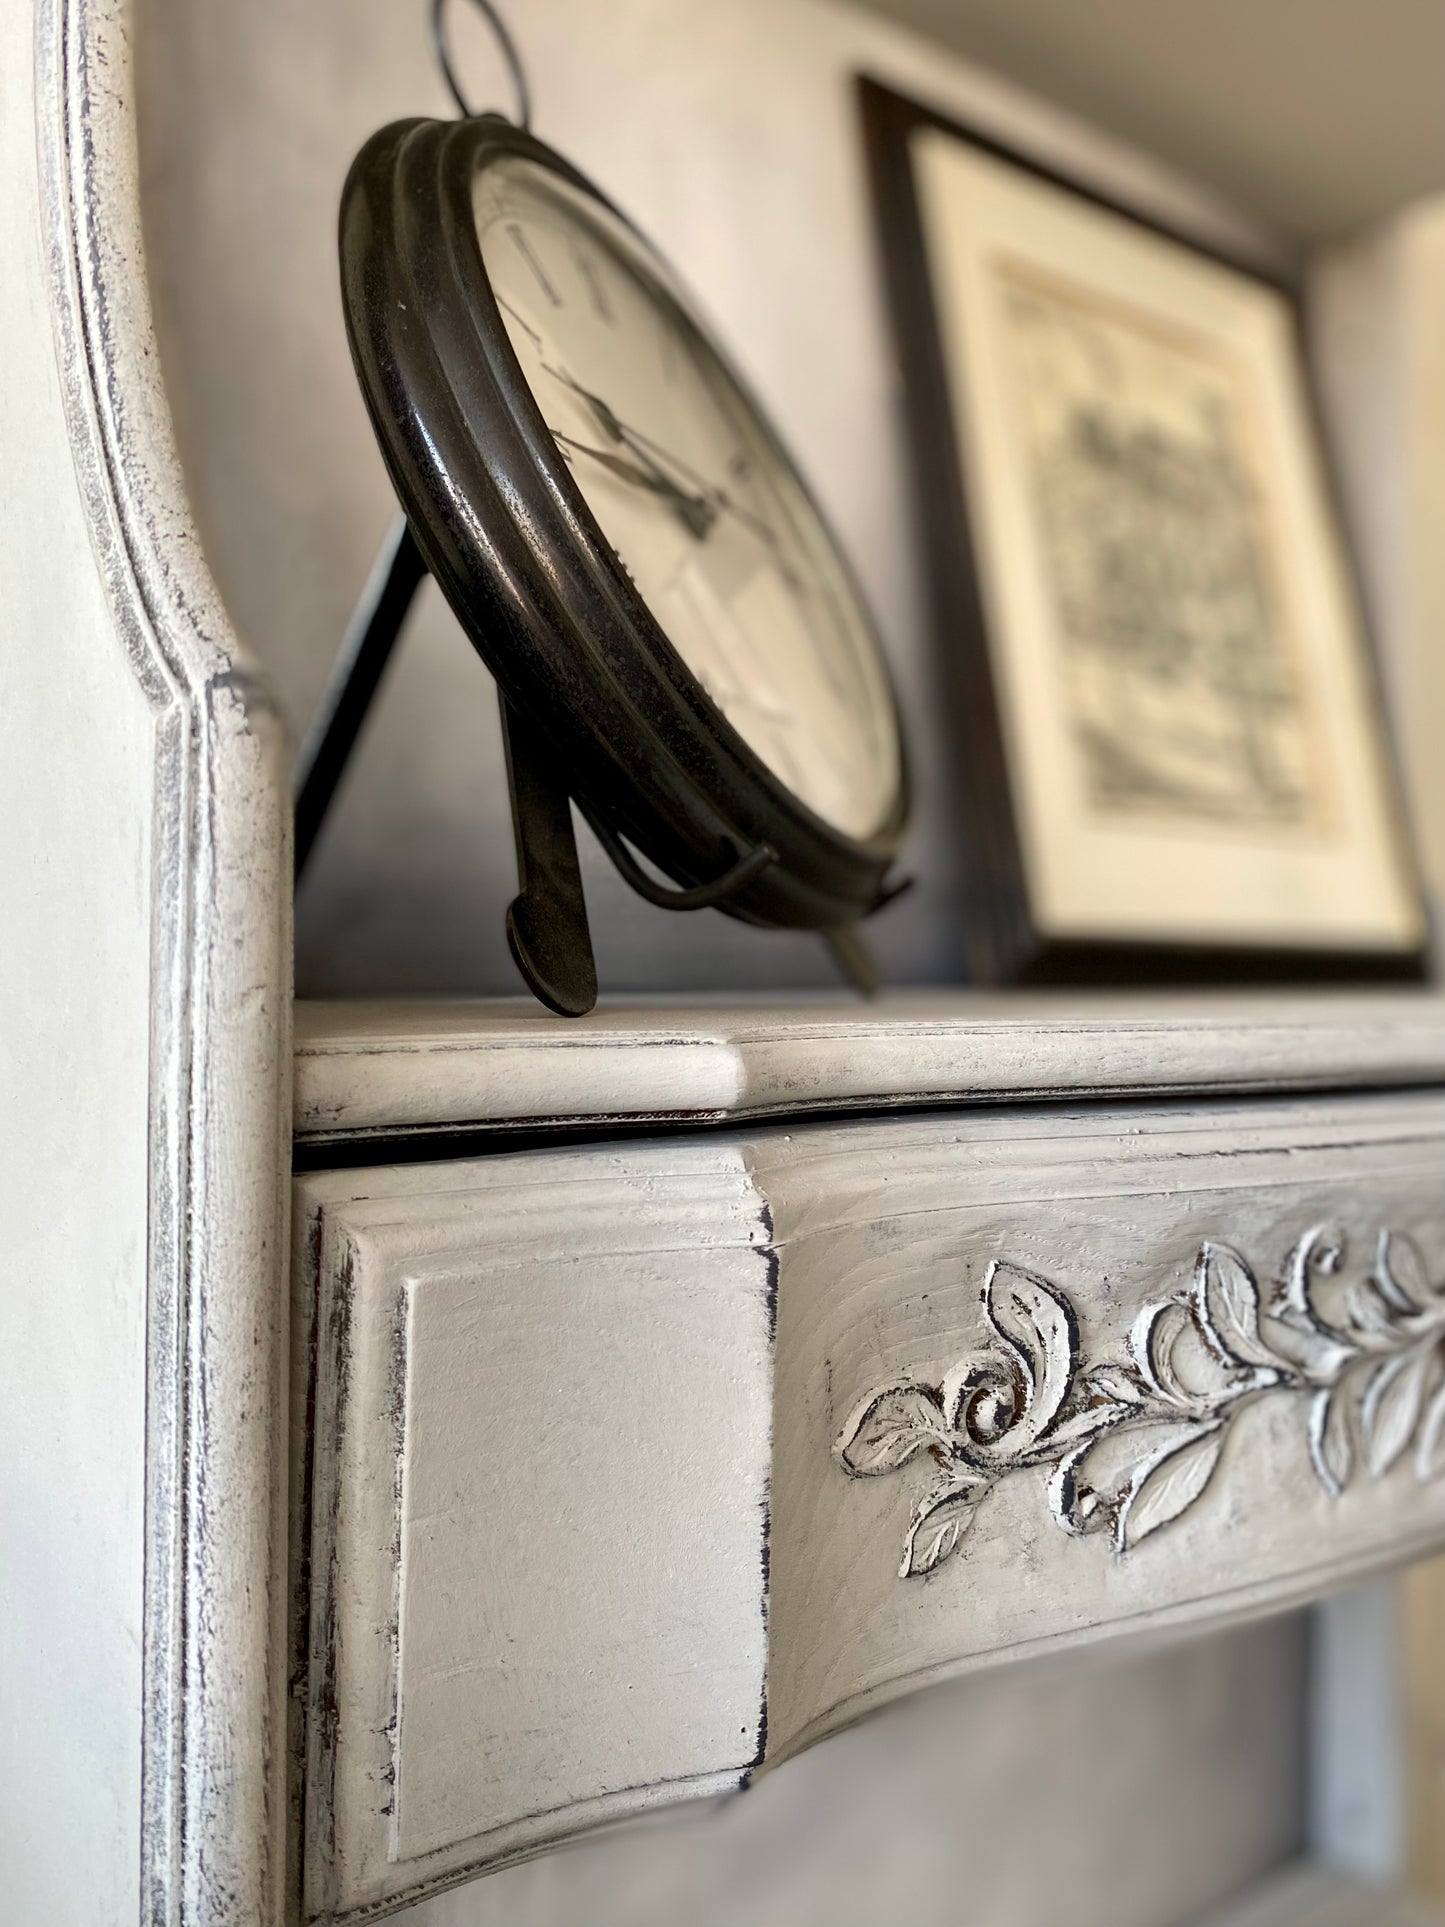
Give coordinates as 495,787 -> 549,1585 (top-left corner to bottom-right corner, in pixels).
472,156 -> 901,841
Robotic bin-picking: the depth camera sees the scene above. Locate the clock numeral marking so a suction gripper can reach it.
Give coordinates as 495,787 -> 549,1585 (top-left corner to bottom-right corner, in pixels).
507,222 -> 561,307
574,248 -> 614,324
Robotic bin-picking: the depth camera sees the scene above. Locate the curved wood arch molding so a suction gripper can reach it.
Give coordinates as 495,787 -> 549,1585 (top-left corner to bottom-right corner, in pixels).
33,0 -> 291,1919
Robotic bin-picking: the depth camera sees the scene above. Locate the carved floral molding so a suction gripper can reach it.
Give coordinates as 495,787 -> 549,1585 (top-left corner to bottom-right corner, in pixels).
834,1227 -> 1445,1577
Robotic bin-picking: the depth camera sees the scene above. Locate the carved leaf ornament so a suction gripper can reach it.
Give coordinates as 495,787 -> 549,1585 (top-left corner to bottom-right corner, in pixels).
834,1229 -> 1445,1577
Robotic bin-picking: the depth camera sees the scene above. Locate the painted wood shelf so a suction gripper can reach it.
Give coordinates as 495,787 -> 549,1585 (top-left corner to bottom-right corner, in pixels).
294,988 -> 1445,1145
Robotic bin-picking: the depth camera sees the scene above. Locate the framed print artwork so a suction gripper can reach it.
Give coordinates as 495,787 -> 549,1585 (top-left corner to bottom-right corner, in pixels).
859,78 -> 1427,984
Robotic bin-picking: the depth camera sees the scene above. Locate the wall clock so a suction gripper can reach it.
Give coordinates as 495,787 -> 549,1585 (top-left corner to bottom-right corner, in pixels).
300,94 -> 909,1016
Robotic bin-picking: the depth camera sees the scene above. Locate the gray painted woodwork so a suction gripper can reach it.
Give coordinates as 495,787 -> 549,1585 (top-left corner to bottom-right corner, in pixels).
4,1 -> 290,1922
294,1088 -> 1445,1919
293,989 -> 1445,1144
8,1 -> 1445,1923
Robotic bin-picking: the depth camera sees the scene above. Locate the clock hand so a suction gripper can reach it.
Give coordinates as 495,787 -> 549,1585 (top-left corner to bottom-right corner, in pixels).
553,386 -> 716,522
550,428 -> 717,539
623,423 -> 784,553
608,420 -> 801,586
544,363 -> 786,559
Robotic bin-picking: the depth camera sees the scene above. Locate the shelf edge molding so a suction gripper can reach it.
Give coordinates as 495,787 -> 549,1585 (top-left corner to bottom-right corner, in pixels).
293,990 -> 1445,1143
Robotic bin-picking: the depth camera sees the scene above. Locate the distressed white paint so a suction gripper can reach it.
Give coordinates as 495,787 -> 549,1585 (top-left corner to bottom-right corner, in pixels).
295,1148 -> 775,1918
7,2 -> 1443,1922
293,989 -> 1445,1142
766,1094 -> 1445,1757
295,1089 -> 1445,1920
2,3 -> 291,1923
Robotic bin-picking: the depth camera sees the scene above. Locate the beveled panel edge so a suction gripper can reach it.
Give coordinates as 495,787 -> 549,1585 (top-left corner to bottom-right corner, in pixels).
294,987 -> 1445,1141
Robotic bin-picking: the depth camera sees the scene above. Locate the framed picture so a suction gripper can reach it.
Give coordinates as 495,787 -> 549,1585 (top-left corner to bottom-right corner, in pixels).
859,78 -> 1427,984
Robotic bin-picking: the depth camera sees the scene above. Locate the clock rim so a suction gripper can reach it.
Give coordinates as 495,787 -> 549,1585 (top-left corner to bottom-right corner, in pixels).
338,113 -> 909,930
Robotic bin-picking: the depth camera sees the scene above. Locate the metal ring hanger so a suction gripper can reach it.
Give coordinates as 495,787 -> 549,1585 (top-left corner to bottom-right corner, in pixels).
430,0 -> 532,126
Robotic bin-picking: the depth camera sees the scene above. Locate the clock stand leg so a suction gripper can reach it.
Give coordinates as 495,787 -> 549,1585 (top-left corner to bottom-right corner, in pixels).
290,513 -> 600,1015
823,924 -> 881,998
294,515 -> 427,876
498,697 -> 599,1018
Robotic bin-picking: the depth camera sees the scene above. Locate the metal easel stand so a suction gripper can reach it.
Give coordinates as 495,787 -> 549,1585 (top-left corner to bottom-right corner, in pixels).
293,515 -> 880,1014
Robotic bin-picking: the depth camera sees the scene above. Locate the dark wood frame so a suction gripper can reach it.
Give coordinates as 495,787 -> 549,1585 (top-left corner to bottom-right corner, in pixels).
858,76 -> 1428,986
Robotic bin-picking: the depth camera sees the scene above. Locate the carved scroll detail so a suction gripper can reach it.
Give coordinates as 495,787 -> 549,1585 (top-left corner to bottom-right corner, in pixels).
834,1229 -> 1445,1577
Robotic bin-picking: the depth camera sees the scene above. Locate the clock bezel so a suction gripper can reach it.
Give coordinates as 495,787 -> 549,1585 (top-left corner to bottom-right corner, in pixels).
338,113 -> 909,930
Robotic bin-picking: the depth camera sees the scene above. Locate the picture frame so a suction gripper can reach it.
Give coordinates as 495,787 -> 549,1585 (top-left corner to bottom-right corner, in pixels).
858,77 -> 1428,984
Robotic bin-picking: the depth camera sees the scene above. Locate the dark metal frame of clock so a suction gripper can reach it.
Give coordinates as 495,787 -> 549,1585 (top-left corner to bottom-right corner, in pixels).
297,112 -> 910,1017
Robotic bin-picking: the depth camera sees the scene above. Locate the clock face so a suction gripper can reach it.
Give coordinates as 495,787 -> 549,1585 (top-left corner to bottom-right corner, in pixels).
472,156 -> 901,842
